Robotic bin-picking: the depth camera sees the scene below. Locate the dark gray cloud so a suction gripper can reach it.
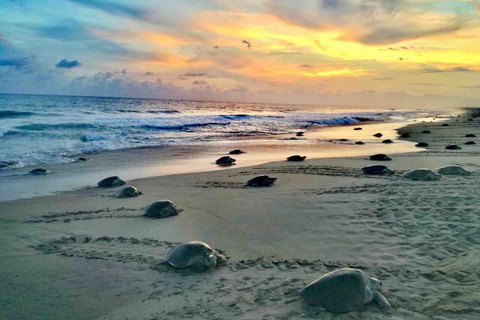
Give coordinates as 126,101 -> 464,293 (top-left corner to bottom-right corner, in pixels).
422,66 -> 473,73
0,57 -> 30,67
358,20 -> 465,45
55,59 -> 82,69
193,80 -> 208,85
182,73 -> 206,77
66,0 -> 147,20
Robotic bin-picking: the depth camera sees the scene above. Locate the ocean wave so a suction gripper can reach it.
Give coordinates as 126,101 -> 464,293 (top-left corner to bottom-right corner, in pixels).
15,123 -> 96,131
80,134 -> 110,142
0,110 -> 35,118
300,116 -> 373,126
140,122 -> 229,131
117,109 -> 181,114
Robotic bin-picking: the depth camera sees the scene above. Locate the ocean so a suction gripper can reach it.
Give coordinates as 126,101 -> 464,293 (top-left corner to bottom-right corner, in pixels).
0,94 -> 430,170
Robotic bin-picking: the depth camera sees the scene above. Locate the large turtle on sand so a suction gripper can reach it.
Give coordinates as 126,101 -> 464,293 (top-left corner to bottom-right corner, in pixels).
362,165 -> 394,175
287,155 -> 306,162
436,165 -> 470,175
144,200 -> 180,218
229,149 -> 246,155
415,142 -> 428,147
445,145 -> 461,150
98,176 -> 125,188
404,169 -> 441,181
369,154 -> 391,161
162,241 -> 227,271
246,175 -> 276,187
216,156 -> 236,165
300,268 -> 391,314
115,186 -> 142,198
29,168 -> 48,175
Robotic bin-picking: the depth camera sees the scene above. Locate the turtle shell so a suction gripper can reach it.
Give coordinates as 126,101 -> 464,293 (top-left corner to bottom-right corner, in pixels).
300,268 -> 368,313
166,241 -> 214,268
144,200 -> 179,218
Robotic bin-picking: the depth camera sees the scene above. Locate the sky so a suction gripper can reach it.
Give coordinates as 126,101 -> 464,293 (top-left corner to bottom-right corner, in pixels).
1,0 -> 480,109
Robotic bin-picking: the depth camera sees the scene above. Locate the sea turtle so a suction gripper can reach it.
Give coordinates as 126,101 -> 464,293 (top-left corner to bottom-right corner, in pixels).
229,149 -> 246,155
144,200 -> 180,218
415,142 -> 428,147
400,133 -> 410,138
466,134 -> 476,137
97,176 -> 126,188
421,130 -> 431,134
355,141 -> 365,145
300,268 -> 391,314
246,175 -> 276,187
287,155 -> 306,162
465,141 -> 476,145
162,241 -> 227,271
436,165 -> 471,175
382,139 -> 393,144
404,169 -> 441,181
445,145 -> 461,150
369,154 -> 391,161
353,127 -> 362,131
29,168 -> 48,175
296,132 -> 305,136
362,165 -> 395,175
373,133 -> 383,138
0,161 -> 17,168
115,186 -> 142,198
215,156 -> 236,165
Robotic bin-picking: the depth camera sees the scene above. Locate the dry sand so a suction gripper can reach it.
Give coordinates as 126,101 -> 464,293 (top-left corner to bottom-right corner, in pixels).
2,114 -> 480,320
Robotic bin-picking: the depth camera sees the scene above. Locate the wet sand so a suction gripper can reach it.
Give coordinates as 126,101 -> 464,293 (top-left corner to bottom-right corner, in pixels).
2,114 -> 480,320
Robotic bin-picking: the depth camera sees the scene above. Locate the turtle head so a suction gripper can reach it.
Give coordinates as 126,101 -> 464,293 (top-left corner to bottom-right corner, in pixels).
203,254 -> 217,269
368,277 -> 382,291
215,252 -> 227,265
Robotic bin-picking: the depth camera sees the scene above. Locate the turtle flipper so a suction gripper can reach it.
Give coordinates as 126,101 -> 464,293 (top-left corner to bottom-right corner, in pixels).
373,291 -> 392,314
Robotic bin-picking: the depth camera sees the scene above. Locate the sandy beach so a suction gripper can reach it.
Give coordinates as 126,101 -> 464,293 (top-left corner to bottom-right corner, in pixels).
2,114 -> 480,320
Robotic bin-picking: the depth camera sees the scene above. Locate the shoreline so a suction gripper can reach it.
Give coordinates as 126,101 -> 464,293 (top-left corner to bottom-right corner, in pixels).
3,112 -> 480,320
0,117 -> 436,202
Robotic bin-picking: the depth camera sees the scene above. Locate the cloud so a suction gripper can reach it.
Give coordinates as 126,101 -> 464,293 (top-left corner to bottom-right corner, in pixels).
422,66 -> 474,73
37,19 -> 90,41
357,19 -> 466,45
55,59 -> 82,69
66,0 -> 147,20
267,0 -> 470,45
0,57 -> 30,67
182,73 -> 206,77
193,80 -> 208,85
144,72 -> 155,76
373,77 -> 394,81
461,85 -> 480,89
410,83 -> 442,86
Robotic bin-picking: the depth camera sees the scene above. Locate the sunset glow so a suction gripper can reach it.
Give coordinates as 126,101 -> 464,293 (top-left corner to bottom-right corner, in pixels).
1,0 -> 480,107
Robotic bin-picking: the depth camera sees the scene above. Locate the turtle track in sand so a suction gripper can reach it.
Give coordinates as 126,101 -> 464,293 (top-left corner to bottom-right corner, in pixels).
232,165 -> 409,179
24,207 -> 144,224
33,235 -> 480,319
341,174 -> 480,318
